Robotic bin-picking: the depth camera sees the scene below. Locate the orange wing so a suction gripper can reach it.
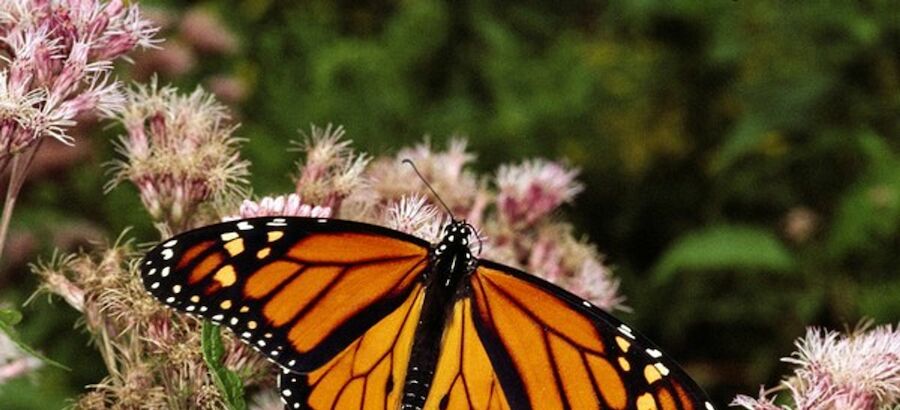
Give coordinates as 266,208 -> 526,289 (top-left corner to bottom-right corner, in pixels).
141,217 -> 430,373
279,285 -> 425,410
467,261 -> 714,410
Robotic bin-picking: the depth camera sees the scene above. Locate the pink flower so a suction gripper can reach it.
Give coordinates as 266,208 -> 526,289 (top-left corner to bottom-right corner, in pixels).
224,193 -> 332,221
179,8 -> 239,55
733,323 -> 900,410
496,160 -> 583,227
0,0 -> 158,156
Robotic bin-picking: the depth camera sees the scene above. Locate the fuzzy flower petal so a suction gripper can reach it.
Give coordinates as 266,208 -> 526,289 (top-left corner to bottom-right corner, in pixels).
385,194 -> 447,242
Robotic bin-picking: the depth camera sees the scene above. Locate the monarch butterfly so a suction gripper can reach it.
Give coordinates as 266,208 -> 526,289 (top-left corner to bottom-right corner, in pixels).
141,206 -> 715,409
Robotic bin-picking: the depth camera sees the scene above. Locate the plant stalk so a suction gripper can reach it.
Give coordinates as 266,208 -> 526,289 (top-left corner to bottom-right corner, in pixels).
0,141 -> 42,270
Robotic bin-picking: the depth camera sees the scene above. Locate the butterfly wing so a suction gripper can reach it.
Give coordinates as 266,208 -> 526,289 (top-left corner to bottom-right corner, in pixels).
448,260 -> 715,410
278,284 -> 425,409
422,297 -> 512,410
140,216 -> 430,373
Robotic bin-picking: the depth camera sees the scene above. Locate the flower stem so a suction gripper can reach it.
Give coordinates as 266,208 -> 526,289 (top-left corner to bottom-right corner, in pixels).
0,141 -> 42,270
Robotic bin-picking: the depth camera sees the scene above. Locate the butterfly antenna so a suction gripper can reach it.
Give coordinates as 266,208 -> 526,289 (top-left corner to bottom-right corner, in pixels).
402,159 -> 456,220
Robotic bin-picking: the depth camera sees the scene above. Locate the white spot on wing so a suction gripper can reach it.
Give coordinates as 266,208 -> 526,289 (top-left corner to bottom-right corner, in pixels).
646,348 -> 662,358
161,267 -> 170,277
237,221 -> 254,231
221,232 -> 239,241
706,402 -> 715,410
161,249 -> 174,260
654,362 -> 670,376
618,324 -> 635,339
163,239 -> 177,248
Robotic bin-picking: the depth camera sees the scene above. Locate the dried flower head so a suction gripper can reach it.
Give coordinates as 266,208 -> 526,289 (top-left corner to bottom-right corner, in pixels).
107,79 -> 249,231
293,124 -> 370,214
732,322 -> 900,410
36,237 -> 269,409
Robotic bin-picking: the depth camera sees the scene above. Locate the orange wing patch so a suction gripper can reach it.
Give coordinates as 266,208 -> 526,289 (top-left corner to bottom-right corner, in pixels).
472,266 -> 625,410
176,240 -> 215,269
302,286 -> 425,409
288,232 -> 425,263
285,256 -> 426,353
423,299 -> 511,410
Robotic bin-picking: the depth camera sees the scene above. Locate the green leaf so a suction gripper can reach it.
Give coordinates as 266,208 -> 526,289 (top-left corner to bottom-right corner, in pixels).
0,308 -> 23,326
654,224 -> 795,282
826,132 -> 900,258
201,321 -> 247,410
0,308 -> 70,371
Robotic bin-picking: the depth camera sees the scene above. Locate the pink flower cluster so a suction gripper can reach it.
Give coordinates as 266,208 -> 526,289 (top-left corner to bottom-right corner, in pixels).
0,0 -> 157,156
236,131 -> 624,311
733,323 -> 900,410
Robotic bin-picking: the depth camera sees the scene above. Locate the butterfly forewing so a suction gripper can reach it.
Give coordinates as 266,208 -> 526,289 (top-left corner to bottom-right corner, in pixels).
280,285 -> 426,409
467,261 -> 713,410
140,217 -> 430,373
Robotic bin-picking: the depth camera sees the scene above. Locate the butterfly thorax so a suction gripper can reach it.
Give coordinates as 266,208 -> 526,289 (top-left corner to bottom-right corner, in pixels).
429,221 -> 477,292
401,221 -> 477,409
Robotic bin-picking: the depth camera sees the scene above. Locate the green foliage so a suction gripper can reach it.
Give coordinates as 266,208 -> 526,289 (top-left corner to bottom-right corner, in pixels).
0,308 -> 68,371
202,321 -> 247,410
654,225 -> 794,282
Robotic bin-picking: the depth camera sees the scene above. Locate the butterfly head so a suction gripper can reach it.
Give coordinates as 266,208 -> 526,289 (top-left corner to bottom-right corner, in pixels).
435,220 -> 479,263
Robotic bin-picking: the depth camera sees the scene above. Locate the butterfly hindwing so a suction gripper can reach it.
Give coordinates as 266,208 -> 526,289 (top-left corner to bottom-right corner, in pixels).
140,216 -> 430,373
467,261 -> 713,410
422,298 -> 511,410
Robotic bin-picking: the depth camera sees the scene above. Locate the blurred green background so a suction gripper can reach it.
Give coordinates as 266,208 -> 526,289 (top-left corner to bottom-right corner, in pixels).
2,0 -> 899,408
